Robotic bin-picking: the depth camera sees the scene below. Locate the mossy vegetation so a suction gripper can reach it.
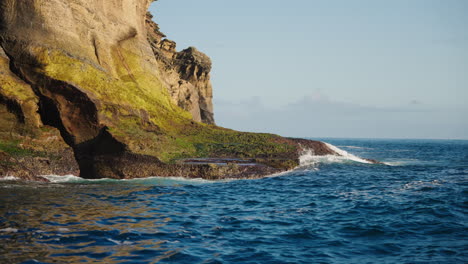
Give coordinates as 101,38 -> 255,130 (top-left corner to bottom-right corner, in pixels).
29,46 -> 298,164
0,140 -> 37,157
0,52 -> 38,103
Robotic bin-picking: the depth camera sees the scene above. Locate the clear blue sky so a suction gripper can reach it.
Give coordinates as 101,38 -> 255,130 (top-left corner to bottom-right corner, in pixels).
149,0 -> 468,139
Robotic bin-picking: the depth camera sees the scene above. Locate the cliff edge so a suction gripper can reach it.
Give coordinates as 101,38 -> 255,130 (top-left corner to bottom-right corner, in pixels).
0,0 -> 339,181
146,12 -> 214,125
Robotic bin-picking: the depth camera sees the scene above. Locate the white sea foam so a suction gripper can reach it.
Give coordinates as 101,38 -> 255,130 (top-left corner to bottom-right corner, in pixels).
0,176 -> 20,181
14,144 -> 375,184
324,143 -> 372,164
264,168 -> 300,178
338,145 -> 373,150
0,228 -> 18,233
402,180 -> 443,190
298,142 -> 372,167
383,161 -> 406,166
41,174 -> 219,185
107,238 -> 133,245
382,158 -> 425,166
125,176 -> 219,184
42,175 -> 84,183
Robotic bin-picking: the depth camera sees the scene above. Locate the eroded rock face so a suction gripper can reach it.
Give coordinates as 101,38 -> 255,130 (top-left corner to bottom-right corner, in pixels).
145,13 -> 215,124
174,47 -> 214,124
0,45 -> 79,180
0,0 -> 341,180
1,0 -> 155,74
0,0 -> 173,179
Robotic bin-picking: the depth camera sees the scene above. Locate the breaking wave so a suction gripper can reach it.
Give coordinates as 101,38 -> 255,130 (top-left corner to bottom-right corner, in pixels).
4,142 -> 378,184
1,138 -> 464,264
0,176 -> 20,181
299,142 -> 372,167
42,175 -> 84,183
41,174 -> 219,185
338,145 -> 374,150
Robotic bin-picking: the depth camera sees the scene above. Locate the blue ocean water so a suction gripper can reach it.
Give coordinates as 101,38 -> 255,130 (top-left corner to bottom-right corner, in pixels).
0,138 -> 467,264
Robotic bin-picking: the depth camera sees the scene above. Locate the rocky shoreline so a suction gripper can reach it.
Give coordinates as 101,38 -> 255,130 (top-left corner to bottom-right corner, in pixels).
0,0 -> 372,181
0,138 -> 341,182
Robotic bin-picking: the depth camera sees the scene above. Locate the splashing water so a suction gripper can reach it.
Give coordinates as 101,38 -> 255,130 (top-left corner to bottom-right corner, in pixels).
41,174 -> 220,185
324,142 -> 372,164
0,138 -> 466,263
299,142 -> 372,167
6,142 -> 373,184
0,176 -> 20,181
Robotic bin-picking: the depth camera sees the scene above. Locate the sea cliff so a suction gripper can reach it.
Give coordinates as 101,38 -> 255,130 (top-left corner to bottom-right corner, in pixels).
0,0 -> 339,181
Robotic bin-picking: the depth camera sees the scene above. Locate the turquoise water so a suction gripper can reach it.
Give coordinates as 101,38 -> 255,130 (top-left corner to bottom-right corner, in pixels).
1,139 -> 467,263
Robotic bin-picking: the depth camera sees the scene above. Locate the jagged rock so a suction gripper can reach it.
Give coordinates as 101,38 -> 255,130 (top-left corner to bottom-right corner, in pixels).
173,47 -> 214,124
0,44 -> 79,180
145,13 -> 215,124
0,0 -> 342,180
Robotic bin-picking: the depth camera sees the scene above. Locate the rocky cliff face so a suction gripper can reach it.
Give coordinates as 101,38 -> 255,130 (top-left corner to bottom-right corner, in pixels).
0,44 -> 78,181
0,0 -> 339,181
146,13 -> 214,124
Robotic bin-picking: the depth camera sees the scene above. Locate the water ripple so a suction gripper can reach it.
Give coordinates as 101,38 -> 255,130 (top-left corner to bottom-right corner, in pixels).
1,139 -> 467,263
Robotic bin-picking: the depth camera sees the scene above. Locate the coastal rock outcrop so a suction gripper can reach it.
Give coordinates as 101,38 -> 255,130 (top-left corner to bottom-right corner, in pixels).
0,0 -> 341,181
146,12 -> 214,124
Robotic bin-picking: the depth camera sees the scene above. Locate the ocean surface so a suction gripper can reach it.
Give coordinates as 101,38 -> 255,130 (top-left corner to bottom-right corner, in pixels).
0,138 -> 467,264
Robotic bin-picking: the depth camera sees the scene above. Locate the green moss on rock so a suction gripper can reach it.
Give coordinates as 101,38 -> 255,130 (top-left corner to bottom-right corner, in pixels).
30,47 -> 299,165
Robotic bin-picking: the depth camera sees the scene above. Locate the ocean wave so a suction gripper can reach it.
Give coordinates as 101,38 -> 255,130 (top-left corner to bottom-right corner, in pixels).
298,143 -> 372,168
382,158 -> 431,166
401,180 -> 443,191
325,143 -> 373,164
338,145 -> 374,150
0,176 -> 20,181
0,228 -> 18,233
107,238 -> 133,245
383,161 -> 410,166
1,138 -> 464,264
41,174 -> 218,185
3,142 -> 377,184
42,175 -> 84,183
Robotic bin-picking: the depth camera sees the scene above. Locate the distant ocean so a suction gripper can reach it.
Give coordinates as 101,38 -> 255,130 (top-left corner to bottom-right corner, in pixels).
1,138 -> 467,263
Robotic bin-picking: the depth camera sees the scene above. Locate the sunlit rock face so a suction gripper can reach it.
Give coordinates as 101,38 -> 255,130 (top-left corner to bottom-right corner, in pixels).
146,13 -> 215,124
1,0 -> 215,126
0,0 -> 340,180
0,0 -> 154,73
0,0 -> 166,179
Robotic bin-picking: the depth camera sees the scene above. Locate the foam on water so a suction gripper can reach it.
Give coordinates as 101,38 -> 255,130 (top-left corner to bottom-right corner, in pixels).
299,142 -> 372,167
5,142 -> 374,184
0,176 -> 20,181
382,158 -> 437,166
42,175 -> 83,183
128,176 -> 220,185
382,160 -> 413,166
338,145 -> 374,150
107,238 -> 133,245
324,143 -> 373,164
41,174 -> 218,185
1,139 -> 466,263
0,228 -> 18,233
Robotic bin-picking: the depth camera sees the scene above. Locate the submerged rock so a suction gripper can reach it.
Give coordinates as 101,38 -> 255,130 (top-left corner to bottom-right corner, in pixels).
0,0 -> 347,180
